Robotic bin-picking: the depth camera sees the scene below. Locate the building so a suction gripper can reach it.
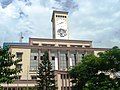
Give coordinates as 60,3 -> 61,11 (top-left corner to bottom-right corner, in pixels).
1,11 -> 108,90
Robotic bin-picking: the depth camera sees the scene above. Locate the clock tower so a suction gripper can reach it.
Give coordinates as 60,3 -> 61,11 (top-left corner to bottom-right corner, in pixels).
51,11 -> 69,39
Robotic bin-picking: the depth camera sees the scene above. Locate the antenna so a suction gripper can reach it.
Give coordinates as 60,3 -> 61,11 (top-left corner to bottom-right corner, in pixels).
19,32 -> 23,43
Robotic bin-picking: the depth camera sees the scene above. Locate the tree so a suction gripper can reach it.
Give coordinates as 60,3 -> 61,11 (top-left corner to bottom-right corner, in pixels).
69,46 -> 120,90
0,47 -> 21,84
37,51 -> 56,90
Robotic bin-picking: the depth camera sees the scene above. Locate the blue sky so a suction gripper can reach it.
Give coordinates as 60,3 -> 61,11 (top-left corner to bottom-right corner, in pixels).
0,0 -> 120,48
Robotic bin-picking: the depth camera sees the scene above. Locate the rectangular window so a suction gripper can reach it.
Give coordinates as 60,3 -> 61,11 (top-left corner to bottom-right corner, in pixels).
34,56 -> 37,60
40,56 -> 43,60
61,74 -> 63,79
31,76 -> 37,80
65,54 -> 68,68
16,52 -> 23,59
61,74 -> 68,79
30,53 -> 38,71
85,46 -> 90,48
32,43 -> 39,46
52,56 -> 55,60
16,64 -> 22,70
60,53 -> 67,70
42,44 -> 55,47
70,45 -> 82,47
59,45 -> 67,47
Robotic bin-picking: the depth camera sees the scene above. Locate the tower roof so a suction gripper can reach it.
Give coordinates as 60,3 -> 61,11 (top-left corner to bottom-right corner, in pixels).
51,10 -> 68,22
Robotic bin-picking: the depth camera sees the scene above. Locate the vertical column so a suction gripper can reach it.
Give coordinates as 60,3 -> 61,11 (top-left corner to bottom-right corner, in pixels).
65,74 -> 67,90
61,74 -> 64,90
54,50 -> 58,70
57,50 -> 60,70
76,51 -> 79,64
66,50 -> 70,69
48,49 -> 51,61
68,74 -> 71,90
68,50 -> 72,67
38,49 -> 41,65
55,56 -> 58,70
69,58 -> 72,67
74,53 -> 76,65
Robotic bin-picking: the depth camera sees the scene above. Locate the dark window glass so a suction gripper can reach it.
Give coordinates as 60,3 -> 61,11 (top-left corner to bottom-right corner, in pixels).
59,45 -> 67,47
67,74 -> 69,79
52,56 -> 55,60
85,46 -> 90,48
42,44 -> 55,47
70,45 -> 82,47
61,74 -> 68,79
16,52 -> 23,59
34,56 -> 37,60
64,74 -> 66,79
61,74 -> 63,79
33,43 -> 39,46
12,88 -> 15,90
31,76 -> 37,80
16,64 -> 22,69
40,56 -> 43,60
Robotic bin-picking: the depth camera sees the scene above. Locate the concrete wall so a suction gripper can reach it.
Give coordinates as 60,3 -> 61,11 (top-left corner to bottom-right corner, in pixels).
11,48 -> 31,80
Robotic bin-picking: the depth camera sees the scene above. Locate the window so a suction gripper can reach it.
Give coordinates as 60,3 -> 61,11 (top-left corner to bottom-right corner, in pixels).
40,56 -> 43,60
30,53 -> 38,70
16,64 -> 22,70
65,54 -> 68,68
60,53 -> 67,70
70,45 -> 82,47
61,74 -> 69,79
85,46 -> 90,48
61,74 -> 63,79
34,56 -> 37,60
42,44 -> 55,47
82,54 -> 85,59
16,52 -> 23,59
59,45 -> 67,47
33,43 -> 39,46
56,15 -> 66,18
67,74 -> 69,79
31,76 -> 37,80
52,56 -> 55,60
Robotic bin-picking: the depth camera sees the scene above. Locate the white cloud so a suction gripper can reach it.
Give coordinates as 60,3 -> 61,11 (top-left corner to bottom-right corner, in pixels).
68,0 -> 120,48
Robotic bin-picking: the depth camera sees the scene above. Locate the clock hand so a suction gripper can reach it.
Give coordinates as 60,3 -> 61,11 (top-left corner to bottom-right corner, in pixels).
58,22 -> 64,25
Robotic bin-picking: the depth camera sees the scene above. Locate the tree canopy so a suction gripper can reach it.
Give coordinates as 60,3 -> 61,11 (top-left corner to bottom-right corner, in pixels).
69,46 -> 120,90
37,51 -> 56,90
0,46 -> 21,84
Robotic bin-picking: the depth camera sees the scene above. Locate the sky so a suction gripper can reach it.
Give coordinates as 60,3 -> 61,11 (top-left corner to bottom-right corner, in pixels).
0,0 -> 120,48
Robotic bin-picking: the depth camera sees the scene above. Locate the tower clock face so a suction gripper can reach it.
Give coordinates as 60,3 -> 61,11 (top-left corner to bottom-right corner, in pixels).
56,17 -> 68,37
56,18 -> 67,28
57,28 -> 67,37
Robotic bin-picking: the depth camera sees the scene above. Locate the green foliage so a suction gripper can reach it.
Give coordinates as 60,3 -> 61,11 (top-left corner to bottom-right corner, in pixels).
0,46 -> 21,84
37,51 -> 56,90
69,46 -> 120,90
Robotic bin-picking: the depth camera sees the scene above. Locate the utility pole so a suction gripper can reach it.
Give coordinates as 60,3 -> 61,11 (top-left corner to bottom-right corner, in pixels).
19,32 -> 23,43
